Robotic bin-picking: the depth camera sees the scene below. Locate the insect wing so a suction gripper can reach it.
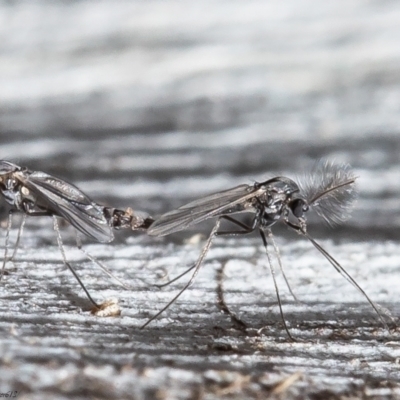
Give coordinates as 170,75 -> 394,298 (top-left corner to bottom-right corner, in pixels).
19,171 -> 114,243
148,184 -> 263,236
0,160 -> 20,175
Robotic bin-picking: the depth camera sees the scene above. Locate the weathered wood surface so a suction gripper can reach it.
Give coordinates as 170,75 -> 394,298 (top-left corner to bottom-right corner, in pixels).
1,1 -> 400,399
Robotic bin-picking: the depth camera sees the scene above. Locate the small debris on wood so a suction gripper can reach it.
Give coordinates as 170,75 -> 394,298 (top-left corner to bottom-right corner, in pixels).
91,298 -> 121,317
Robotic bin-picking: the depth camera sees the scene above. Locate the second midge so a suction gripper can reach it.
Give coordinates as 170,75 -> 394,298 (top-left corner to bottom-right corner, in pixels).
0,160 -> 153,308
144,160 -> 386,338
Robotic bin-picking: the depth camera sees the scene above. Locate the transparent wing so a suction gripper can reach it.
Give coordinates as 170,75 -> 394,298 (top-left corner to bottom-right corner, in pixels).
178,184 -> 250,209
148,184 -> 263,236
18,171 -> 114,243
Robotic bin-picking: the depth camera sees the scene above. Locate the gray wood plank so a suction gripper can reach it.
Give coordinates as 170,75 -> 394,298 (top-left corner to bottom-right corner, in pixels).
0,1 -> 400,399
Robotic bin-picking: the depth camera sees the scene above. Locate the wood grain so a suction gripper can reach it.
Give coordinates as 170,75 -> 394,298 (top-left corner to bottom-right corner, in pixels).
1,1 -> 400,399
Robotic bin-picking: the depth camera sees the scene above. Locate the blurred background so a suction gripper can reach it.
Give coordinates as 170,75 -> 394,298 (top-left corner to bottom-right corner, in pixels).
1,0 -> 400,238
1,1 -> 400,398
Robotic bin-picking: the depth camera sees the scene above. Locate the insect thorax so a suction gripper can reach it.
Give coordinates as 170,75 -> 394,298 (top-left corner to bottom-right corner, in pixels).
254,178 -> 301,229
0,175 -> 24,209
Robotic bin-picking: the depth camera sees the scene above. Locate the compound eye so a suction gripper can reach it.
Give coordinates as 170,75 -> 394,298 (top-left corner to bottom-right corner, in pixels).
290,198 -> 309,218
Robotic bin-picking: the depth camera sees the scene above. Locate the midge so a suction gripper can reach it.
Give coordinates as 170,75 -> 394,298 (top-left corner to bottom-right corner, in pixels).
0,160 -> 153,308
144,160 -> 386,337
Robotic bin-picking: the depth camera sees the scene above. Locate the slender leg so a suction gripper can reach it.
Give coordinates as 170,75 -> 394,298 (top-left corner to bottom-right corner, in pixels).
141,218 -> 222,329
10,201 -> 53,260
10,213 -> 26,261
154,264 -> 197,288
155,215 -> 257,289
259,229 -> 295,341
216,217 -> 297,333
3,205 -> 60,279
215,215 -> 258,236
53,216 -> 100,308
10,204 -> 54,263
1,211 -> 13,281
266,229 -> 298,302
75,234 -> 130,290
286,221 -> 389,330
216,259 -> 248,331
22,201 -> 53,218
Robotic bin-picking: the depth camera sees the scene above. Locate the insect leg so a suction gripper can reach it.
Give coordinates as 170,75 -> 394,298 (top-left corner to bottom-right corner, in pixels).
155,215 -> 257,289
154,264 -> 197,288
215,215 -> 258,236
18,203 -> 54,262
213,215 -> 259,329
75,235 -> 131,290
1,210 -> 13,281
10,213 -> 26,261
22,200 -> 54,218
266,229 -> 299,302
141,218 -> 222,329
259,229 -> 295,341
216,259 -> 248,331
287,222 -> 389,330
53,216 -> 100,308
